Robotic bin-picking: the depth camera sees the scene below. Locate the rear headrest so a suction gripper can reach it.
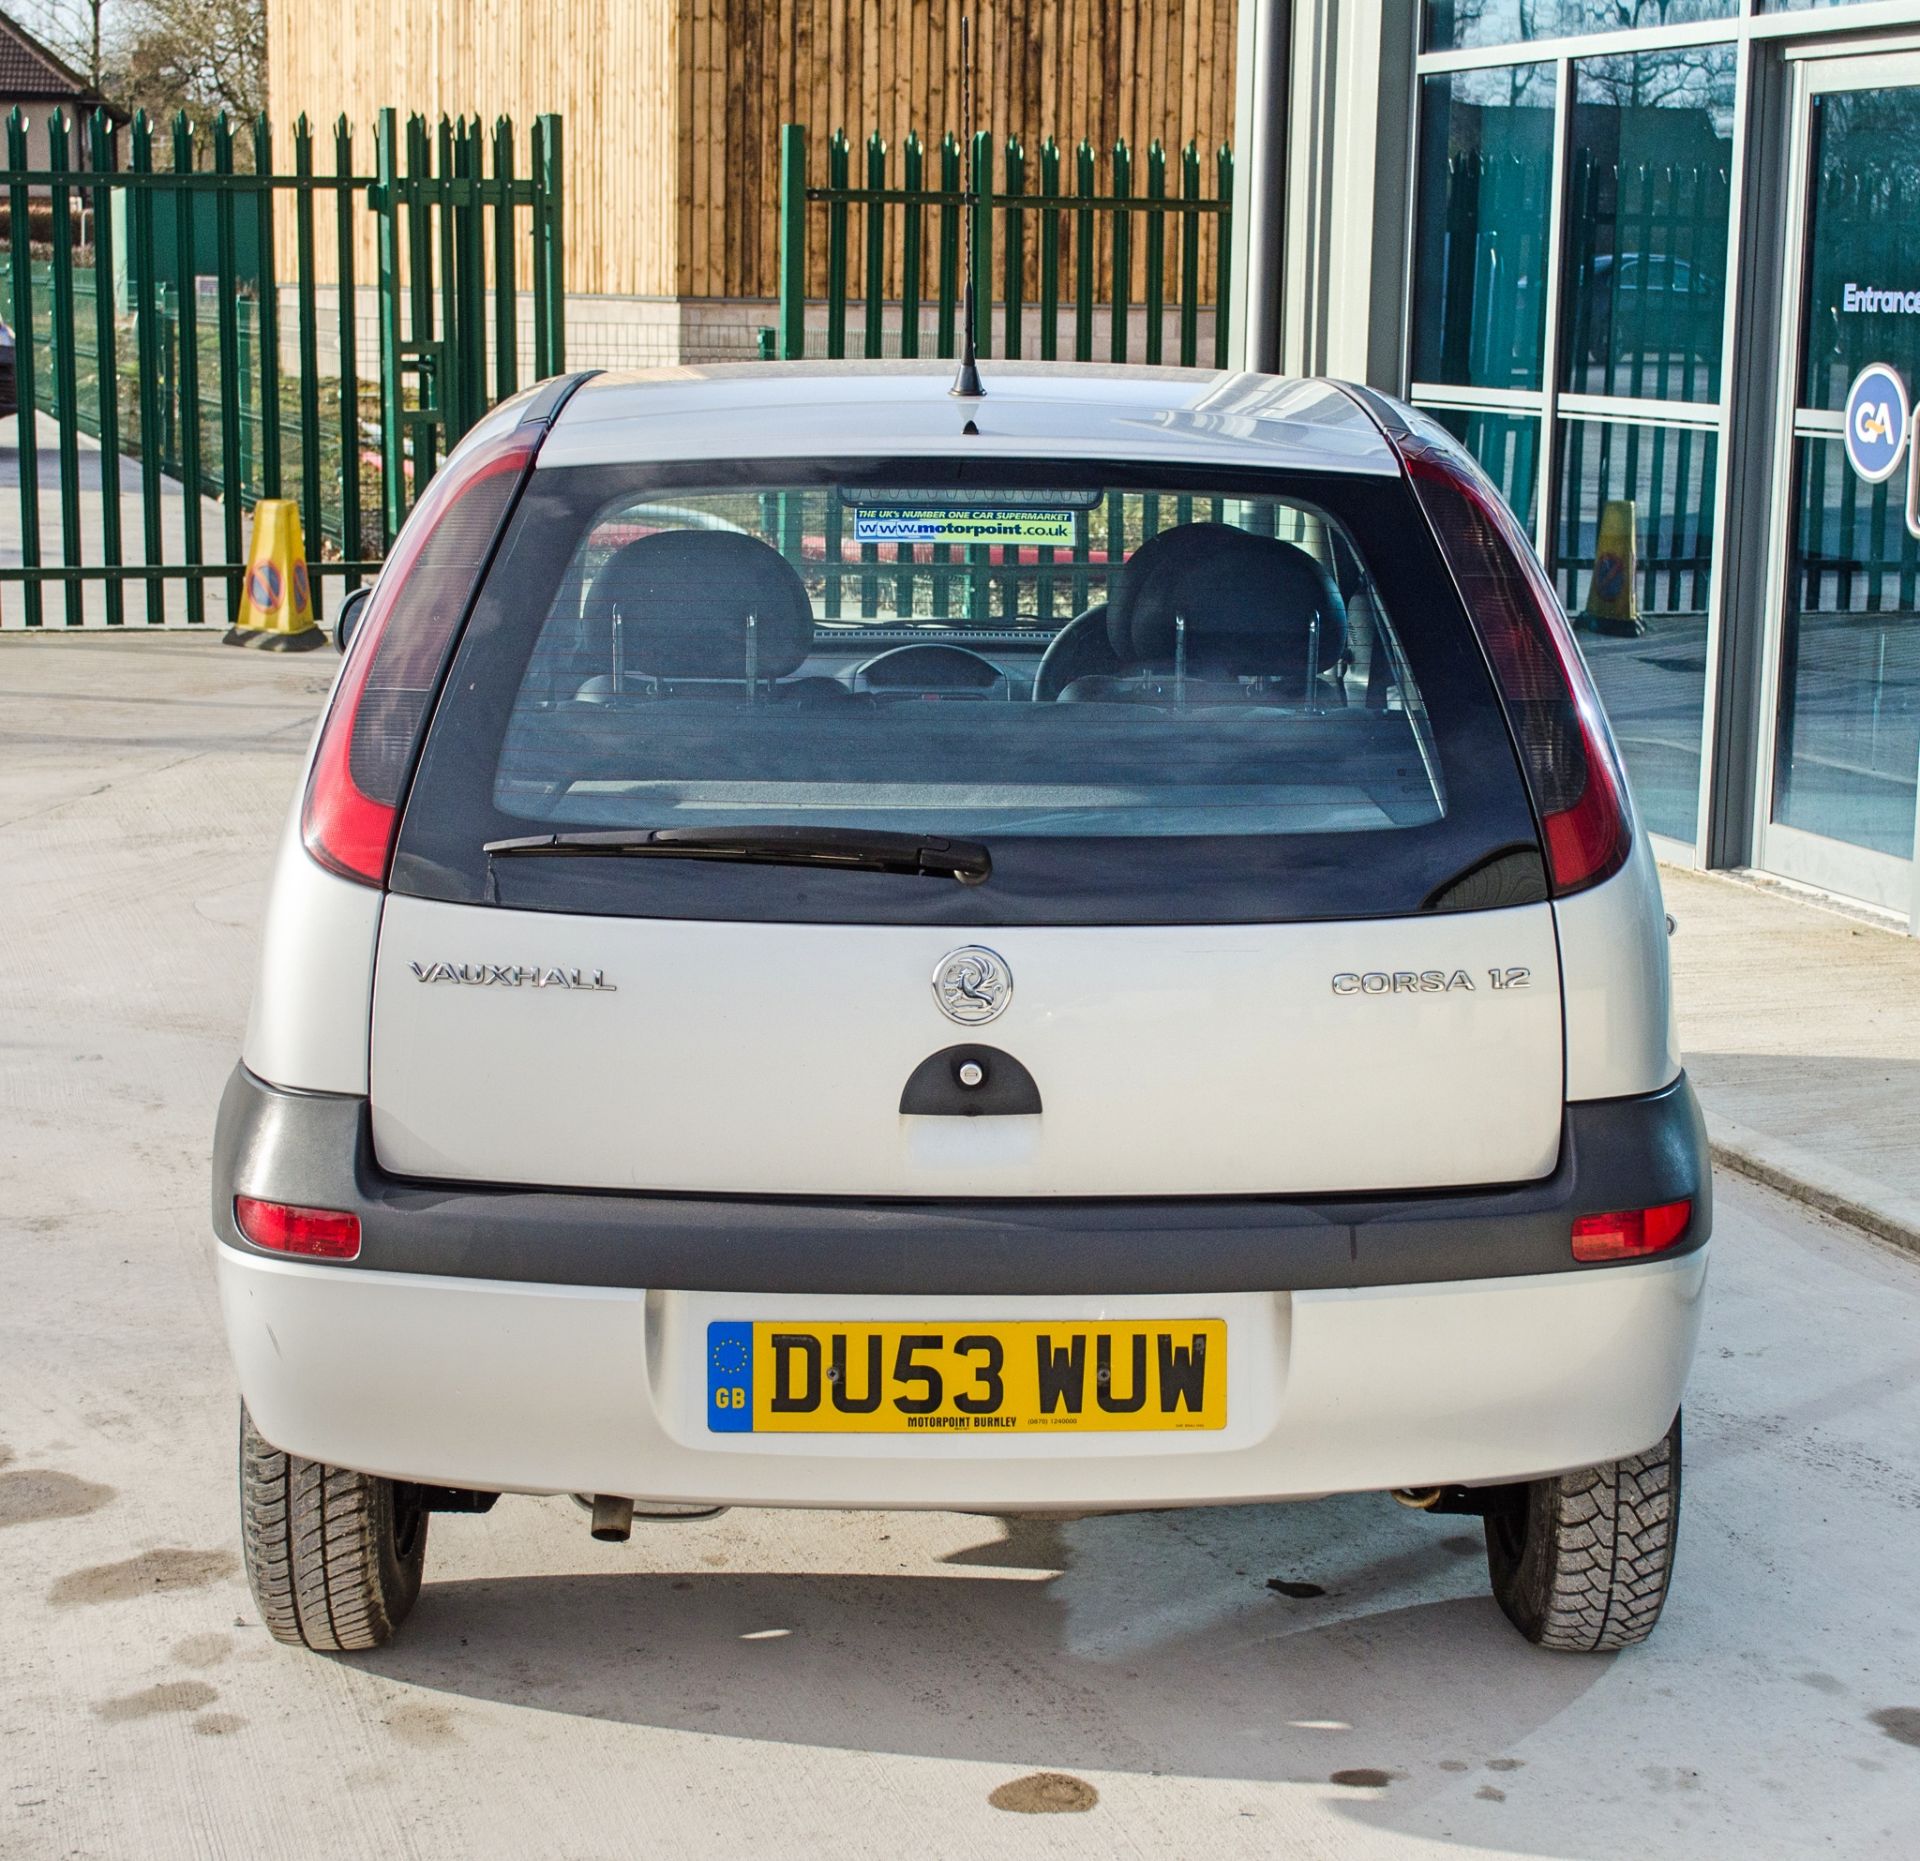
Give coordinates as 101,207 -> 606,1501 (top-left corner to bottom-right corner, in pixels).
586,530 -> 814,680
1109,522 -> 1347,679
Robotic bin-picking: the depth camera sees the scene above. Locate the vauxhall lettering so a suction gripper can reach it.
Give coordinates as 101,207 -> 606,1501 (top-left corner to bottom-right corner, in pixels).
409,961 -> 616,991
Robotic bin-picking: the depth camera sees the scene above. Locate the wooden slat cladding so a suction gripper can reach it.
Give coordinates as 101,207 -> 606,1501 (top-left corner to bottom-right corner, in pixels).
267,0 -> 681,295
267,0 -> 1235,300
715,0 -> 1236,302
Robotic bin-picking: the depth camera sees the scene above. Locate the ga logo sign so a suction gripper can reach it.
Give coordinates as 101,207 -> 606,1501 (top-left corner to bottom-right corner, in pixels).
1844,363 -> 1910,483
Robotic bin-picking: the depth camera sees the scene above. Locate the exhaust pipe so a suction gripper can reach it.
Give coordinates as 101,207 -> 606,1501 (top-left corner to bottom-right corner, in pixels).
1391,1487 -> 1444,1511
590,1494 -> 635,1542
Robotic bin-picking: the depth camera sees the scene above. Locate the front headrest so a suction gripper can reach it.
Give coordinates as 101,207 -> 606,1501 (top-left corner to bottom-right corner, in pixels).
1110,523 -> 1347,679
587,530 -> 814,680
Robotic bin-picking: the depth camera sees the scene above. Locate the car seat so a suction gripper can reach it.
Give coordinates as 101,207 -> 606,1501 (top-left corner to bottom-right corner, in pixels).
571,531 -> 845,703
1056,521 -> 1348,704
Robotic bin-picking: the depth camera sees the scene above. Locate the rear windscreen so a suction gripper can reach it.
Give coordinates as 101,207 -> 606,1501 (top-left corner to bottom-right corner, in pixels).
395,458 -> 1543,925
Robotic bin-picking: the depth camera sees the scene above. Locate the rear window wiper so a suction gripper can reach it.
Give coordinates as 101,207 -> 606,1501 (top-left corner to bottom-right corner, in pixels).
483,826 -> 991,884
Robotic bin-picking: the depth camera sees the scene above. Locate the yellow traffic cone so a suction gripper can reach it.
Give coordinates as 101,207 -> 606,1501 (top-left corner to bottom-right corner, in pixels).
224,499 -> 324,651
1577,498 -> 1645,637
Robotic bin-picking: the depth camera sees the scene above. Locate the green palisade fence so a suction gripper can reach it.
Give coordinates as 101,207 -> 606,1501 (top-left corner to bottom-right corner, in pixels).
776,124 -> 1232,368
1,105 -> 564,628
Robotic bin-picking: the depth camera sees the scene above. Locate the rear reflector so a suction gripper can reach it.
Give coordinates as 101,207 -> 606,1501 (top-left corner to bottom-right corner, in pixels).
302,426 -> 539,886
1395,421 -> 1632,897
233,1195 -> 362,1261
1571,1199 -> 1692,1263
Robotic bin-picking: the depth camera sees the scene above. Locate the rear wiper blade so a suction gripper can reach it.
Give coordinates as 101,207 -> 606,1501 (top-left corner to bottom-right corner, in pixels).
483,825 -> 991,884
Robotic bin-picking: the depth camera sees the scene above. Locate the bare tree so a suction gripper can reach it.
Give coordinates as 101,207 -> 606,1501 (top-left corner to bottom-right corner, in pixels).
118,0 -> 266,127
4,0 -> 264,127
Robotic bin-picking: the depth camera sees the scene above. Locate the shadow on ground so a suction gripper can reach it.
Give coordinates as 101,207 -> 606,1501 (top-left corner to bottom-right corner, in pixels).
358,1493 -> 1605,1796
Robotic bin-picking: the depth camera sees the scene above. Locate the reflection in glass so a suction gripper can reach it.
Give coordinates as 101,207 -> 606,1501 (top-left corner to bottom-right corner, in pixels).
1773,437 -> 1920,861
1562,50 -> 1734,403
1430,406 -> 1541,531
1760,0 -> 1876,15
1555,419 -> 1718,844
1411,66 -> 1555,391
1425,0 -> 1734,55
1800,88 -> 1920,413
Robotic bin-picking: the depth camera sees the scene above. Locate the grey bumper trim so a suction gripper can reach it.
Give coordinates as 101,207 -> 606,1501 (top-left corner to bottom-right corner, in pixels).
212,1067 -> 1710,1296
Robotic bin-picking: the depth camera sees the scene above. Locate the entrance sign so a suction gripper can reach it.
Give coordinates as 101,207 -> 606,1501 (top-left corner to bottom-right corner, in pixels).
1842,362 -> 1910,483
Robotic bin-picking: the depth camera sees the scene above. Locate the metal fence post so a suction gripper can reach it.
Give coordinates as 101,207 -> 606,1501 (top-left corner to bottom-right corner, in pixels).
48,109 -> 83,625
171,113 -> 205,626
937,133 -> 960,360
533,112 -> 564,375
334,114 -> 362,576
970,129 -> 993,361
8,108 -> 42,627
130,111 -> 165,625
1180,141 -> 1201,367
89,107 -> 123,625
1039,137 -> 1060,362
777,123 -> 807,360
826,129 -> 849,360
1144,140 -> 1166,366
253,112 -> 283,498
211,113 -> 245,614
1215,144 -> 1234,367
375,107 -> 406,542
492,116 -> 519,399
293,114 -> 323,603
900,131 -> 922,359
1002,136 -> 1024,360
863,130 -> 886,360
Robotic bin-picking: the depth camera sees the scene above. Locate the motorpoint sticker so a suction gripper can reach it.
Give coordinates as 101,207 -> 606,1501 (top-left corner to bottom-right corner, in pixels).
852,506 -> 1078,547
1843,363 -> 1910,484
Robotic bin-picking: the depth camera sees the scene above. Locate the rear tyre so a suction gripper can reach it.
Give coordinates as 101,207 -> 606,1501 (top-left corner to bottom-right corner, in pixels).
239,1403 -> 427,1651
1484,1411 -> 1681,1651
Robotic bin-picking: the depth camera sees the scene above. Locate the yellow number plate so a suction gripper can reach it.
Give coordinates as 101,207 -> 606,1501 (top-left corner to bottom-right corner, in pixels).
705,1319 -> 1226,1434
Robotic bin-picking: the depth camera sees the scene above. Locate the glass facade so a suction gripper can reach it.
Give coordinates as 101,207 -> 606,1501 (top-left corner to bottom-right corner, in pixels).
1412,44 -> 1732,850
1425,0 -> 1735,56
1799,88 -> 1920,412
1563,50 -> 1735,403
1773,438 -> 1920,860
1768,87 -> 1920,867
1398,3 -> 1920,919
1557,419 -> 1718,843
1411,66 -> 1555,389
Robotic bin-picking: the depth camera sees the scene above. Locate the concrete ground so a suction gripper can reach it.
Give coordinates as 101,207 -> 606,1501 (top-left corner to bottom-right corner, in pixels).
0,413 -> 242,630
1666,864 -> 1920,1251
2,635 -> 1918,1859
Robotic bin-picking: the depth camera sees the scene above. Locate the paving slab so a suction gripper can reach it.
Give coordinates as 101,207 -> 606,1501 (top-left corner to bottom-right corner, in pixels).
1664,863 -> 1920,1255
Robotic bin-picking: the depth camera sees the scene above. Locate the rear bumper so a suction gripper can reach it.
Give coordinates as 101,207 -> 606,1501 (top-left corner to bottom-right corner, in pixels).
213,1066 -> 1710,1505
211,1065 -> 1710,1296
218,1249 -> 1707,1507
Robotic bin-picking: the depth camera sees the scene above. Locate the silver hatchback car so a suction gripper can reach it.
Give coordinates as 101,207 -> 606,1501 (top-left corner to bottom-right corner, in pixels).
214,364 -> 1707,1655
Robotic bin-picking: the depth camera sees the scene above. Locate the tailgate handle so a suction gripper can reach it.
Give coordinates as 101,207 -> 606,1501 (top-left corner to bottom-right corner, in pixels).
900,1046 -> 1042,1118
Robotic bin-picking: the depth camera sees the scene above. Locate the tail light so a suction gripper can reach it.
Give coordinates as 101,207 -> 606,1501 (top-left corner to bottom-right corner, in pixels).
234,1195 -> 362,1260
302,427 -> 540,885
1394,422 -> 1632,896
1572,1199 -> 1691,1263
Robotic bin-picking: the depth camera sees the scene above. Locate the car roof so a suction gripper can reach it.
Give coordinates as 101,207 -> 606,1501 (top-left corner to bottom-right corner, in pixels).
535,362 -> 1400,477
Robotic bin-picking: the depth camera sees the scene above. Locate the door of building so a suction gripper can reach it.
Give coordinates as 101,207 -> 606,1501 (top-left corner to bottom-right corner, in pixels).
1754,48 -> 1920,927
